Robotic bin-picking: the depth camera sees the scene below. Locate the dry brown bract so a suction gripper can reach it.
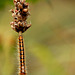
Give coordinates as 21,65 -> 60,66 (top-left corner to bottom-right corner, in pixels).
10,0 -> 31,33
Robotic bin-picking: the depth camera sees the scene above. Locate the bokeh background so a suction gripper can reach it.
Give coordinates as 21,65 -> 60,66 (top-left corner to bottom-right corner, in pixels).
0,0 -> 75,75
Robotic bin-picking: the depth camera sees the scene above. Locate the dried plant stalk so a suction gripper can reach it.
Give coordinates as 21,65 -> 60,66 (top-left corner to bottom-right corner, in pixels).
10,0 -> 31,33
10,0 -> 31,75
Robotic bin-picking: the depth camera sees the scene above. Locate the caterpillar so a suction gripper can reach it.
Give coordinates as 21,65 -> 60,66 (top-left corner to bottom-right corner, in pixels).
18,32 -> 27,75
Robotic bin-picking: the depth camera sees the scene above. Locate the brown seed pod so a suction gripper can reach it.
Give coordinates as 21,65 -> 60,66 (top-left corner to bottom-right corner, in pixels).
13,0 -> 17,5
14,24 -> 18,28
23,21 -> 26,26
14,19 -> 18,23
12,13 -> 16,17
20,0 -> 25,4
23,9 -> 28,13
18,21 -> 23,27
25,3 -> 29,7
10,22 -> 14,25
18,15 -> 22,20
18,3 -> 23,9
18,21 -> 21,25
10,9 -> 14,13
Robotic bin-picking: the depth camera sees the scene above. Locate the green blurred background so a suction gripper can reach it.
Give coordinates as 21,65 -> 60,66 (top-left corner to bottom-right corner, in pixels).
0,0 -> 75,75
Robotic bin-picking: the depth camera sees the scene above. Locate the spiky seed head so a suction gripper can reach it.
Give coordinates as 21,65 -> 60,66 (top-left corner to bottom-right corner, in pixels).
10,0 -> 31,33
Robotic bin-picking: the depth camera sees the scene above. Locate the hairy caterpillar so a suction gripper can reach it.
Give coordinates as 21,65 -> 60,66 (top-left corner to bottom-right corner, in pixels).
18,32 -> 27,75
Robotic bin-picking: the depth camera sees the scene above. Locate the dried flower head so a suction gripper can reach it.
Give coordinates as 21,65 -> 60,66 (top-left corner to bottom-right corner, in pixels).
10,0 -> 31,33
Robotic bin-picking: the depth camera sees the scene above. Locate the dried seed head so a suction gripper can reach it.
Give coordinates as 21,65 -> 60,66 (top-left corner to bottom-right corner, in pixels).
10,0 -> 31,33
